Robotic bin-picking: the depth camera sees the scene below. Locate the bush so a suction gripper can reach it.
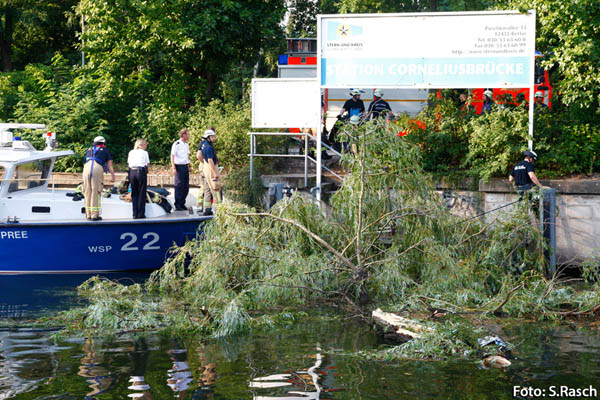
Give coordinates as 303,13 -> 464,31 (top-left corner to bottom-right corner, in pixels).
223,165 -> 266,209
187,98 -> 287,172
533,111 -> 600,177
402,92 -> 472,173
464,107 -> 530,181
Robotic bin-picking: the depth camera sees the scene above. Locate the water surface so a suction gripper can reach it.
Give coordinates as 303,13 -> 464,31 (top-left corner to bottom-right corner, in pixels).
2,276 -> 600,399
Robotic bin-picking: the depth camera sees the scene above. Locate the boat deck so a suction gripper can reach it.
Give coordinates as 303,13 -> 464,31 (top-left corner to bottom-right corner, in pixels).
1,209 -> 212,226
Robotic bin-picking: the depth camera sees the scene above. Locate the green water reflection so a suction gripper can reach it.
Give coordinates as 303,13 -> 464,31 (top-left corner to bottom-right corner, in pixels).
2,318 -> 600,399
2,275 -> 600,399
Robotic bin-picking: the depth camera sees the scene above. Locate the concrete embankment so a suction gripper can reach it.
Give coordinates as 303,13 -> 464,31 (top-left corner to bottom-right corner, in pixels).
437,178 -> 600,265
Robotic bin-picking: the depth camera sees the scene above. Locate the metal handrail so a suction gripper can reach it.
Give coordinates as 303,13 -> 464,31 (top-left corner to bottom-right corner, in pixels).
305,155 -> 343,181
248,131 -> 342,189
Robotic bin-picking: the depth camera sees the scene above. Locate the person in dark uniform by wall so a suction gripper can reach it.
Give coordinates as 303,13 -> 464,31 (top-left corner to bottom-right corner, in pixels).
127,138 -> 150,219
365,89 -> 392,120
509,150 -> 547,198
170,128 -> 191,211
82,136 -> 115,221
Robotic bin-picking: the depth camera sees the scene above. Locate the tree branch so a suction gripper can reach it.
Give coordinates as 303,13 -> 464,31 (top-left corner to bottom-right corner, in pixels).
227,211 -> 356,271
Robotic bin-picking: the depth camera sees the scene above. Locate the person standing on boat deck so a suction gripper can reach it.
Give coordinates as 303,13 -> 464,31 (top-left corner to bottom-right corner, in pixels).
201,129 -> 221,215
196,128 -> 215,215
170,128 -> 190,211
83,136 -> 115,221
127,139 -> 151,219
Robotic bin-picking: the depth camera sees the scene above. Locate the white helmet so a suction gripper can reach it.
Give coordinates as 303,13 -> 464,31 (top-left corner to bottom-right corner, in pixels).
203,129 -> 216,139
349,115 -> 361,125
483,90 -> 493,99
93,136 -> 106,143
534,91 -> 544,98
374,89 -> 383,97
350,88 -> 363,96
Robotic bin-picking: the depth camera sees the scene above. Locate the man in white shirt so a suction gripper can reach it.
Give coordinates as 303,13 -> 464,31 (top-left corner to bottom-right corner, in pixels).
127,139 -> 150,218
170,128 -> 190,211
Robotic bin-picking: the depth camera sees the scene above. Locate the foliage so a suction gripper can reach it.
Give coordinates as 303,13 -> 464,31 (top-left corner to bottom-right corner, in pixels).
372,318 -> 484,361
223,164 -> 266,209
127,101 -> 188,164
496,0 -> 600,113
463,106 -> 529,181
403,92 -> 471,173
533,112 -> 600,178
187,99 -> 252,171
77,0 -> 286,104
0,0 -> 78,71
187,98 -> 287,172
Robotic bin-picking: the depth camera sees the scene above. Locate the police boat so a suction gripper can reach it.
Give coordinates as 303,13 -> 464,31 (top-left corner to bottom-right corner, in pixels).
0,124 -> 210,274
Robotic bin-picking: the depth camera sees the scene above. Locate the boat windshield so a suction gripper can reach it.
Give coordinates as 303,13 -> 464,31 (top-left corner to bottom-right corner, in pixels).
8,160 -> 52,193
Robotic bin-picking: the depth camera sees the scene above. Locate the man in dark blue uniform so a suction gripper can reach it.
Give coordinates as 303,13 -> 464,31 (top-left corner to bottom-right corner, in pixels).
366,89 -> 392,120
200,129 -> 221,215
509,150 -> 546,197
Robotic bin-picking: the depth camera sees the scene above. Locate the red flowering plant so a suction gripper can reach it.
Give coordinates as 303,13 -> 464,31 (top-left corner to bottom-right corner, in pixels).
393,113 -> 426,137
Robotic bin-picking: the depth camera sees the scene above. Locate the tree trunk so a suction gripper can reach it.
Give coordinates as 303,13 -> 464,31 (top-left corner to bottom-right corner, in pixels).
0,7 -> 14,72
205,70 -> 215,100
430,0 -> 438,12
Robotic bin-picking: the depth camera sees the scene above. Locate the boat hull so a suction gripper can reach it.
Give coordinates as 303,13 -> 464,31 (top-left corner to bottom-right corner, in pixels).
0,217 -> 210,273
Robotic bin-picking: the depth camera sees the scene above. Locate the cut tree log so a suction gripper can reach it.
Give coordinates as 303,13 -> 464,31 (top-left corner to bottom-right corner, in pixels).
372,308 -> 434,343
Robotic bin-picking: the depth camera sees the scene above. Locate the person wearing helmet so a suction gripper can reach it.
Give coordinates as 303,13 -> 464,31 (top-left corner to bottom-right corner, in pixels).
200,128 -> 221,215
197,128 -> 219,215
509,150 -> 546,195
171,128 -> 191,211
338,89 -> 365,121
481,90 -> 494,113
83,135 -> 116,221
365,89 -> 392,120
534,91 -> 548,111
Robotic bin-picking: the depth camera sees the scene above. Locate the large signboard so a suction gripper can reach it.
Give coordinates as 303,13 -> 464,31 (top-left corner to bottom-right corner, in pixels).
318,11 -> 536,89
251,78 -> 320,128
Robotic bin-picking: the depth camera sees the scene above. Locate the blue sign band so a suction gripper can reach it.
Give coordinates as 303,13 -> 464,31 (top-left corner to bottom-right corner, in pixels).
321,57 -> 531,87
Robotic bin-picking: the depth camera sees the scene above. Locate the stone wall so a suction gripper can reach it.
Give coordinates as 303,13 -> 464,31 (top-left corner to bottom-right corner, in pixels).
469,179 -> 600,265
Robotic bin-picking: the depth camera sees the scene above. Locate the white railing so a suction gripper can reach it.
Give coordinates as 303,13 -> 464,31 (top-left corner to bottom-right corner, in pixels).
248,131 -> 343,190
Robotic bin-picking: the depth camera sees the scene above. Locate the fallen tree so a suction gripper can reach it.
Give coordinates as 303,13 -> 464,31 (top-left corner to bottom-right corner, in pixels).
56,119 -> 600,360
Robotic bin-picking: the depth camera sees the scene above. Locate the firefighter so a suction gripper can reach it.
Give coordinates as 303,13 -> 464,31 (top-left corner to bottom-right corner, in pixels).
338,89 -> 365,120
197,129 -> 215,215
481,90 -> 494,113
365,89 -> 392,120
82,136 -> 115,221
127,138 -> 150,219
534,91 -> 548,111
170,128 -> 191,211
200,129 -> 221,215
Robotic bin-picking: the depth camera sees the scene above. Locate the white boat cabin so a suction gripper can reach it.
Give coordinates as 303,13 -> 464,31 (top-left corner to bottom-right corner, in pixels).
0,124 -> 170,222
